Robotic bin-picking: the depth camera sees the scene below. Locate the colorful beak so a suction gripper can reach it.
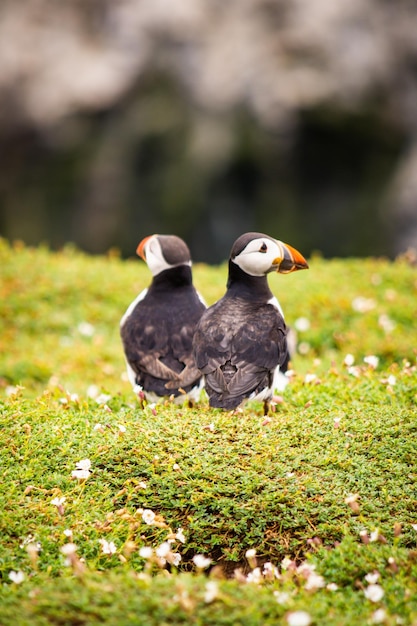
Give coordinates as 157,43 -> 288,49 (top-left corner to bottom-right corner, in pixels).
272,241 -> 309,273
136,235 -> 154,261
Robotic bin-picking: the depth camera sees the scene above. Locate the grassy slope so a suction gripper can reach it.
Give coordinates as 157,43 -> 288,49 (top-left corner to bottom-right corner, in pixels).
1,239 -> 417,625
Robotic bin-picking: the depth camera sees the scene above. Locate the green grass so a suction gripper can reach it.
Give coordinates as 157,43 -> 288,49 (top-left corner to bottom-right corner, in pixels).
1,238 -> 417,625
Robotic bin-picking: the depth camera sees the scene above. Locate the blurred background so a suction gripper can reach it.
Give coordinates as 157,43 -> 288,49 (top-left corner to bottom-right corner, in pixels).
0,0 -> 416,263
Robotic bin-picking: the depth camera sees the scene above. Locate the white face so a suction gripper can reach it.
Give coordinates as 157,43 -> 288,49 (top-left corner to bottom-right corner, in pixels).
232,237 -> 282,276
144,237 -> 171,276
144,236 -> 191,276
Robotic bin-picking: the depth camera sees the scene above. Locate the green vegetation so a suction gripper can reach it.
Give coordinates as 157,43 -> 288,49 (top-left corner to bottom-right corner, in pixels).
1,238 -> 417,625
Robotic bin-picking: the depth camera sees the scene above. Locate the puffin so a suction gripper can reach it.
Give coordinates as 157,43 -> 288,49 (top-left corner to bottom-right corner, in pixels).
192,232 -> 308,414
120,234 -> 206,405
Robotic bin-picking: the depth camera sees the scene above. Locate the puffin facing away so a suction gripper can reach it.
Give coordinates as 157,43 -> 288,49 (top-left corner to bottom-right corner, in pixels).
120,234 -> 206,405
192,232 -> 308,414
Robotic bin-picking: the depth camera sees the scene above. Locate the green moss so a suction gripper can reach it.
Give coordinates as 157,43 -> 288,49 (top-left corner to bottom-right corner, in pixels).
1,239 -> 417,624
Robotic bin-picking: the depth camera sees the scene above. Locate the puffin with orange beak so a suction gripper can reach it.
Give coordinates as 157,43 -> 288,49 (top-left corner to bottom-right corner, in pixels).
120,234 -> 206,405
192,232 -> 308,414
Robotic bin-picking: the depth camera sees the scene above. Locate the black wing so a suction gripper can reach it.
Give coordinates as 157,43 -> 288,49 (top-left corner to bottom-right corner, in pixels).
193,299 -> 287,408
121,289 -> 205,396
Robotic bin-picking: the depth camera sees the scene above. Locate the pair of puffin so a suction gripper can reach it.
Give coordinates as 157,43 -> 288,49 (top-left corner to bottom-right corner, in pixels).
120,233 -> 308,413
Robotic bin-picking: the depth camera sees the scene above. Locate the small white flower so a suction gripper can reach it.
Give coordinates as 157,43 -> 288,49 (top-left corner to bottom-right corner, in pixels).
274,591 -> 291,605
9,570 -> 25,584
294,317 -> 310,332
343,353 -> 355,366
263,561 -> 279,579
118,424 -> 127,433
364,584 -> 385,603
78,321 -> 95,337
281,556 -> 294,570
156,542 -> 171,558
298,342 -> 310,355
142,509 -> 156,525
286,610 -> 312,626
138,481 -> 147,490
173,463 -> 180,471
63,529 -> 73,538
365,572 -> 380,584
348,365 -> 361,378
327,582 -> 338,591
246,567 -> 262,584
175,527 -> 186,543
370,529 -> 380,543
204,581 -> 219,603
352,297 -> 376,313
6,385 -> 19,396
95,393 -> 112,405
364,355 -> 379,369
169,552 -> 182,567
386,375 -> 396,386
371,608 -> 387,624
75,459 -> 91,471
245,548 -> 257,559
71,469 -> 91,480
193,554 -> 211,570
87,384 -> 100,399
304,571 -> 325,591
139,546 -> 153,559
99,539 -> 117,555
93,423 -> 104,432
304,373 -> 317,384
378,314 -> 396,333
411,524 -> 417,532
51,496 -> 66,507
61,543 -> 78,556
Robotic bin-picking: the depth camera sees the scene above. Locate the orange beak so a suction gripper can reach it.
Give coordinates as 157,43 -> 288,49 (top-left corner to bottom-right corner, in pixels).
272,241 -> 309,273
136,235 -> 154,261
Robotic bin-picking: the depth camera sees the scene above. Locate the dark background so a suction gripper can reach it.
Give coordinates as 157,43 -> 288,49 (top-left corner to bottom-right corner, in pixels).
1,0 -> 416,263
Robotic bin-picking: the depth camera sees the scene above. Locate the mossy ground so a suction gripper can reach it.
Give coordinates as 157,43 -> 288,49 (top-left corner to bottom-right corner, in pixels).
1,239 -> 417,625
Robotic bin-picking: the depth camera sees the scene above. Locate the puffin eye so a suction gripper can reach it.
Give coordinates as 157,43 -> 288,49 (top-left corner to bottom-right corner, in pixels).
259,242 -> 268,253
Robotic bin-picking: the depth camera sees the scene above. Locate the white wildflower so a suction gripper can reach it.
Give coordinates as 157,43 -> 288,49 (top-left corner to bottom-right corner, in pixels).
364,584 -> 385,603
204,581 -> 219,603
327,582 -> 338,591
343,353 -> 355,366
95,393 -> 112,405
274,591 -> 291,605
365,572 -> 380,584
75,459 -> 91,471
71,469 -> 91,480
78,321 -> 95,337
156,542 -> 171,558
294,317 -> 310,332
142,509 -> 156,525
193,554 -> 211,570
378,314 -> 396,333
352,297 -> 375,313
386,375 -> 396,386
245,548 -> 257,559
246,567 -> 262,584
51,496 -> 66,507
175,527 -> 186,543
61,543 -> 78,556
173,463 -> 180,470
169,552 -> 182,567
87,384 -> 100,399
286,610 -> 312,626
263,561 -> 279,579
99,539 -> 117,555
304,571 -> 325,591
364,355 -> 379,369
348,365 -> 361,378
9,570 -> 25,584
371,608 -> 387,624
63,529 -> 73,538
304,373 -> 317,384
139,546 -> 153,559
